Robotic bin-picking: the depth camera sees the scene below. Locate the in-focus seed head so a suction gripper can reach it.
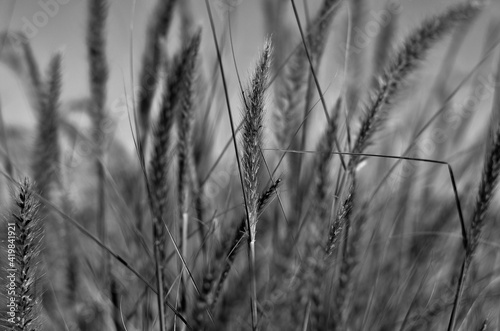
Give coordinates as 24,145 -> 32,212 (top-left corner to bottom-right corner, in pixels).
9,178 -> 43,331
241,39 -> 272,233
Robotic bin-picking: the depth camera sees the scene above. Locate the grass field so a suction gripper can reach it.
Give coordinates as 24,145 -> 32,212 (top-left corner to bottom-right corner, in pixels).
2,0 -> 500,330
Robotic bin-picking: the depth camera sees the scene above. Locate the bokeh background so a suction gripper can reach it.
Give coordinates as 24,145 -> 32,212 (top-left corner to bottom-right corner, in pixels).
1,0 -> 500,151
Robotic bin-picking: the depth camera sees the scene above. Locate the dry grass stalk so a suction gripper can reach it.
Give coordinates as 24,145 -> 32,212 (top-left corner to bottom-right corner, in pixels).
468,105 -> 500,259
5,0 -> 500,329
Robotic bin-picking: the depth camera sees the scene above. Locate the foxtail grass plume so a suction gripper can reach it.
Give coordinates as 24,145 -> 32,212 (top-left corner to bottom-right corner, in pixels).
468,109 -> 500,258
176,28 -> 201,319
137,0 -> 178,149
147,30 -> 201,328
87,0 -> 108,132
351,1 -> 484,168
86,0 -> 110,286
312,99 -> 341,221
240,38 -> 272,330
32,52 -> 62,198
10,178 -> 43,331
241,39 -> 272,237
148,31 -> 202,246
273,0 -> 341,150
177,29 -> 202,223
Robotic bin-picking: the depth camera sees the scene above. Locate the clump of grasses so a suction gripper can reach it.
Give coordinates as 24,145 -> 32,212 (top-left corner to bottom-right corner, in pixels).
147,29 -> 201,330
5,0 -> 500,330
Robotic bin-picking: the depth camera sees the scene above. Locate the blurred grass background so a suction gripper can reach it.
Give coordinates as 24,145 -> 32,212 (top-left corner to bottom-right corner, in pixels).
1,1 -> 500,330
